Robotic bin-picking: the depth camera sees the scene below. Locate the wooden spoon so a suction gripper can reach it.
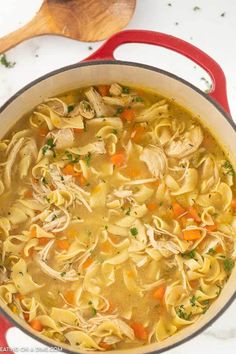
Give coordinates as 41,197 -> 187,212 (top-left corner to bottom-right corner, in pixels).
0,0 -> 136,54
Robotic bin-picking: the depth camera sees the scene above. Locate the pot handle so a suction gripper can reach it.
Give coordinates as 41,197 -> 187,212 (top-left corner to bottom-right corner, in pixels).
85,30 -> 230,114
0,313 -> 14,354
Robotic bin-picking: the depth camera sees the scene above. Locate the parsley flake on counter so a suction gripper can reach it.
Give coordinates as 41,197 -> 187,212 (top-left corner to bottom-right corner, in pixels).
0,54 -> 15,68
193,6 -> 201,11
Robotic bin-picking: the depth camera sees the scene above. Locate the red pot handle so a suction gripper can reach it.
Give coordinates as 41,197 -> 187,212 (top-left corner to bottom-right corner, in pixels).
85,30 -> 230,114
0,313 -> 14,354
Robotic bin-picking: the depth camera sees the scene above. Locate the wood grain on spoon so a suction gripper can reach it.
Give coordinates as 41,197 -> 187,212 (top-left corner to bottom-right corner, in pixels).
0,0 -> 136,54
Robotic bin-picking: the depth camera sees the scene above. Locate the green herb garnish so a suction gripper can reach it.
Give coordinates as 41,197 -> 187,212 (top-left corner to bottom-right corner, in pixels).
84,152 -> 91,166
208,248 -> 216,255
193,6 -> 200,11
91,307 -> 97,316
176,305 -> 192,320
112,129 -> 118,135
130,227 -> 138,236
133,96 -> 144,102
67,105 -> 74,113
65,151 -> 80,164
223,258 -> 234,273
222,160 -> 235,176
116,107 -> 124,115
0,54 -> 15,68
60,272 -> 66,277
190,295 -> 197,307
42,138 -> 56,156
122,86 -> 130,94
182,250 -> 196,259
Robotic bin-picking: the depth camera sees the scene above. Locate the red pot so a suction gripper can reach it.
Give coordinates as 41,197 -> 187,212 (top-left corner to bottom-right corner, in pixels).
0,30 -> 235,354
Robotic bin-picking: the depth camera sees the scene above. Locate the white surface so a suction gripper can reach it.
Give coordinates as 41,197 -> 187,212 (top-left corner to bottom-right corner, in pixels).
0,0 -> 236,353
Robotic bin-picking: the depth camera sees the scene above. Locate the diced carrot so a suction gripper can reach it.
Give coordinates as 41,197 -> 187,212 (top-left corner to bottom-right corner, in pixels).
99,342 -> 112,350
76,173 -> 86,187
30,319 -> 43,332
205,223 -> 217,232
147,202 -> 157,212
110,152 -> 126,167
74,128 -> 84,133
64,291 -> 74,304
67,228 -> 78,238
131,125 -> 145,143
24,312 -> 29,321
120,108 -> 136,121
130,322 -> 148,341
24,189 -> 33,198
109,235 -> 119,243
38,237 -> 51,246
106,300 -> 116,314
231,198 -> 236,209
187,206 -> 201,223
216,244 -> 224,253
82,257 -> 93,269
39,127 -> 48,137
189,280 -> 198,289
183,229 -> 201,241
15,293 -> 24,301
100,242 -> 111,253
97,85 -> 110,97
31,226 -> 37,238
62,164 -> 80,177
153,286 -> 166,301
56,239 -> 70,250
49,184 -> 56,191
172,202 -> 186,218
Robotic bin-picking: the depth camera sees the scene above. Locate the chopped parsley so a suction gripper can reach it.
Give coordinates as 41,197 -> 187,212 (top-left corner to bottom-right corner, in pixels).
60,272 -> 66,277
222,160 -> 235,176
190,295 -> 197,307
221,12 -> 226,17
130,227 -> 138,236
125,207 -> 131,216
88,300 -> 92,305
42,177 -> 48,185
122,86 -> 130,94
133,96 -> 144,102
67,105 -> 74,113
91,307 -> 97,316
182,250 -> 196,259
51,214 -> 57,221
208,248 -> 216,255
84,152 -> 91,166
42,138 -> 56,156
116,107 -> 124,115
193,6 -> 201,11
176,305 -> 192,320
65,151 -> 80,163
112,129 -> 118,135
223,258 -> 234,273
0,54 -> 15,68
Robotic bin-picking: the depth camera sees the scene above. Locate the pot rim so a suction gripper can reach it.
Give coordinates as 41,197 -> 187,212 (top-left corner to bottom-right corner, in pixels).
0,59 -> 235,354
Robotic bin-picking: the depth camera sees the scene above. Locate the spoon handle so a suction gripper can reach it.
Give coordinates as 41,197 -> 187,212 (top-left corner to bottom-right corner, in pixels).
0,2 -> 53,54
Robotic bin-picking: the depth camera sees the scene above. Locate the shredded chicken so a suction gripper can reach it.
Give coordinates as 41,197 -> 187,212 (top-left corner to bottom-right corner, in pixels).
140,145 -> 168,178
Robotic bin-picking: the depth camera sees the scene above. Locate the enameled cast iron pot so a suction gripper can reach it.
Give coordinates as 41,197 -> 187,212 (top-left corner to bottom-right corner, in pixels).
0,30 -> 235,354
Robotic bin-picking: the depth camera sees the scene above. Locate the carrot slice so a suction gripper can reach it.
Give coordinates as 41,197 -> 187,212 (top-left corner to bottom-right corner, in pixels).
153,286 -> 166,301
39,127 -> 48,137
187,206 -> 201,223
56,239 -> 70,250
131,125 -> 145,143
172,202 -> 186,218
76,173 -> 86,187
82,257 -> 93,269
189,280 -> 198,288
24,189 -> 33,198
147,202 -> 157,212
31,226 -> 37,238
120,108 -> 136,121
62,164 -> 80,177
106,300 -> 116,314
30,319 -> 43,332
74,128 -> 84,133
38,237 -> 51,246
15,293 -> 24,301
232,198 -> 236,208
100,242 -> 111,252
215,244 -> 224,253
183,229 -> 201,241
110,152 -> 126,167
97,85 -> 110,97
130,322 -> 148,341
64,291 -> 74,304
99,342 -> 112,350
205,224 -> 217,232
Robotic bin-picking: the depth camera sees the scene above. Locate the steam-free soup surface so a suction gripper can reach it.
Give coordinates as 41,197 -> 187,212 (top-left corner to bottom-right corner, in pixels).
0,83 -> 235,351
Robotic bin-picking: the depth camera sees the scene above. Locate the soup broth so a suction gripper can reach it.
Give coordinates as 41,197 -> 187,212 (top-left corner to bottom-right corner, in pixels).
0,83 -> 235,351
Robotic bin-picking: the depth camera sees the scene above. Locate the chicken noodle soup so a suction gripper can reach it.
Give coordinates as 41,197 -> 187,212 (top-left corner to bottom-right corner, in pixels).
0,83 -> 235,351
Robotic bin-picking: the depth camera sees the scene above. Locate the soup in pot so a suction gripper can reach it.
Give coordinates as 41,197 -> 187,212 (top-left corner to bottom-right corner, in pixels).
0,83 -> 235,351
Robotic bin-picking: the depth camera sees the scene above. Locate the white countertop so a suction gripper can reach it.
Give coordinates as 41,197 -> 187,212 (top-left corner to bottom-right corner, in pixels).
0,0 -> 236,353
